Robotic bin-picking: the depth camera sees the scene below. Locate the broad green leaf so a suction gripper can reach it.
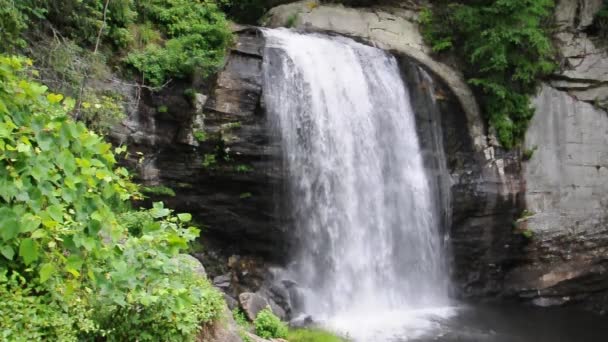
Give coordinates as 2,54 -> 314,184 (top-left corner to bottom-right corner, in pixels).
0,245 -> 14,260
177,213 -> 192,222
47,93 -> 64,104
20,213 -> 41,233
39,263 -> 56,282
0,208 -> 19,241
19,238 -> 39,265
47,204 -> 64,223
151,202 -> 170,218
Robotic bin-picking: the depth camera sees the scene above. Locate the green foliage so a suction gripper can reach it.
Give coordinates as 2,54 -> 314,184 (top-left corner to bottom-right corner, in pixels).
126,0 -> 233,86
26,37 -> 127,134
254,307 -> 288,339
142,185 -> 177,197
287,328 -> 346,342
194,130 -> 208,142
233,308 -> 252,329
0,0 -> 33,52
235,164 -> 253,173
240,192 -> 253,199
0,271 -> 95,341
92,210 -> 225,341
221,121 -> 242,130
41,0 -> 137,47
521,229 -> 534,239
420,0 -> 556,148
80,91 -> 127,134
286,13 -> 299,28
0,55 -> 223,340
203,153 -> 217,168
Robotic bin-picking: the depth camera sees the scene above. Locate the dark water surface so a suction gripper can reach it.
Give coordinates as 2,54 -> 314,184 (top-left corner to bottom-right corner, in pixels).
406,302 -> 608,342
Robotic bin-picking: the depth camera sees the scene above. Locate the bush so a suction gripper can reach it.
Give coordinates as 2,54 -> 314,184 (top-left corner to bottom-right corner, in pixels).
0,272 -> 95,341
254,307 -> 288,339
420,0 -> 556,148
0,55 -> 223,340
126,0 -> 233,86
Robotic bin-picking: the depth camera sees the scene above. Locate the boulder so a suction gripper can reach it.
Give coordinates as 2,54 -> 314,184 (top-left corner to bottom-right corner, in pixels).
238,292 -> 287,321
224,293 -> 239,311
214,274 -> 232,289
177,254 -> 207,279
239,292 -> 270,321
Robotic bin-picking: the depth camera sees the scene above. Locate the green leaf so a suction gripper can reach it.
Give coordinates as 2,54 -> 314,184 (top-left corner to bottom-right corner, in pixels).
177,213 -> 192,222
0,208 -> 19,241
20,214 -> 41,233
0,245 -> 15,260
47,204 -> 64,223
151,202 -> 170,218
19,238 -> 39,265
39,263 -> 56,282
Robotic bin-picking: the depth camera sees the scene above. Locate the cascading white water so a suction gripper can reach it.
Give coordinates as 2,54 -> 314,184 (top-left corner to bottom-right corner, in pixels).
262,29 -> 453,341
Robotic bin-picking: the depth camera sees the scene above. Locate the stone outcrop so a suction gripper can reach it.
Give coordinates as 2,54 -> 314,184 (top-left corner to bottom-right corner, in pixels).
551,0 -> 608,110
116,26 -> 290,260
491,0 -> 608,312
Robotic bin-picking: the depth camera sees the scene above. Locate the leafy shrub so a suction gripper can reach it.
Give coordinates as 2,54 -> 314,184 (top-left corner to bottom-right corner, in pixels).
287,328 -> 346,342
0,271 -> 95,341
41,0 -> 137,47
420,0 -> 556,148
233,308 -> 252,329
0,55 -> 223,340
92,208 -> 225,341
0,0 -> 31,52
126,0 -> 233,86
254,307 -> 288,339
80,91 -> 127,134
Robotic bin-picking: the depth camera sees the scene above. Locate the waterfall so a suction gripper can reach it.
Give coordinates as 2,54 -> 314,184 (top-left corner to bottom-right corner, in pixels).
262,29 -> 452,340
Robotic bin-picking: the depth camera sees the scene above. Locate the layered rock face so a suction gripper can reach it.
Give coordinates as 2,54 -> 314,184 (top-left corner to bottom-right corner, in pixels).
503,0 -> 608,312
115,27 -> 290,260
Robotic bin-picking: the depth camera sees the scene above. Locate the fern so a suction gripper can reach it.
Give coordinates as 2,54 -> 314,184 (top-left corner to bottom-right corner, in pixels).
420,0 -> 556,148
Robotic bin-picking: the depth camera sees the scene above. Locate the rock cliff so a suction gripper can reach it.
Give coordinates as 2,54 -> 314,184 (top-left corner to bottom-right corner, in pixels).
118,0 -> 608,315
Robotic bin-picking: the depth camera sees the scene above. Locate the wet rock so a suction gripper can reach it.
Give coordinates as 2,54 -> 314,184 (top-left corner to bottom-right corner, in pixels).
214,274 -> 232,289
239,292 -> 270,321
267,297 -> 287,321
224,293 -> 239,311
264,283 -> 292,316
238,292 -> 287,321
289,314 -> 314,328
